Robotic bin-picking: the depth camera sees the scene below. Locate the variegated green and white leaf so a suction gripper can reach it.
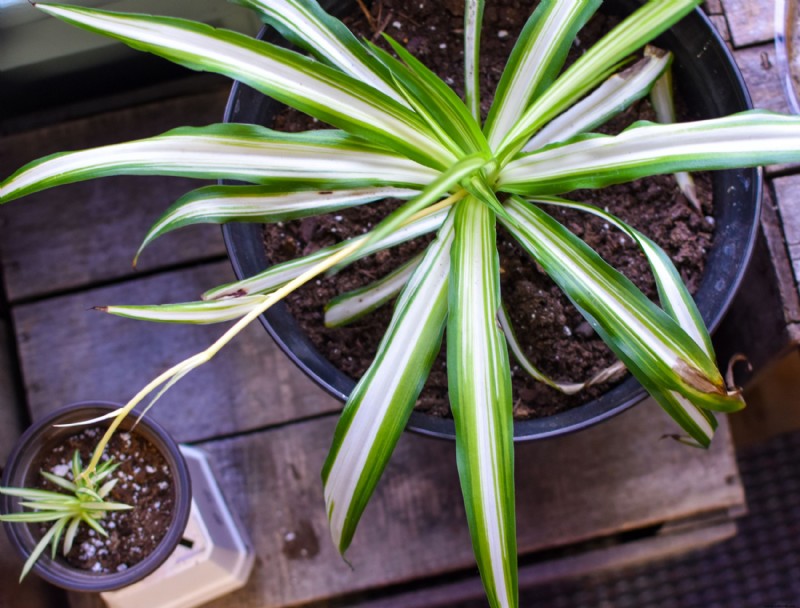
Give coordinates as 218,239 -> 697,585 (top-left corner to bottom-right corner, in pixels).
98,295 -> 268,325
203,206 -> 448,300
138,185 -> 419,259
529,196 -> 713,358
485,0 -> 600,150
448,197 -> 516,608
464,0 -> 485,121
496,0 -> 701,160
366,38 -> 488,156
233,0 -> 402,102
502,197 -> 743,414
500,112 -> 800,195
647,48 -> 701,210
34,3 -> 453,169
351,153 -> 487,260
498,305 -> 626,394
522,49 -> 671,151
324,253 -> 422,327
0,125 -> 437,203
322,209 -> 454,552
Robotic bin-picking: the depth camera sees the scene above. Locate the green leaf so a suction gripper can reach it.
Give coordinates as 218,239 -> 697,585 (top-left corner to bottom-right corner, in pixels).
529,196 -> 713,359
324,253 -> 423,327
0,125 -> 437,204
34,3 -> 453,169
137,185 -> 418,261
100,295 -> 269,325
484,0 -> 601,149
203,207 -> 448,300
496,0 -> 701,161
366,37 -> 488,156
498,304 -> 626,394
647,48 -> 701,211
500,111 -> 800,194
448,197 -> 516,608
233,0 -> 402,102
322,209 -> 454,552
501,197 -> 743,415
464,0 -> 485,121
522,49 -> 671,151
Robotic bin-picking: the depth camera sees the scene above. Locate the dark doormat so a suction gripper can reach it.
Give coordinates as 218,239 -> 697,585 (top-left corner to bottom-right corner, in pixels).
514,430 -> 800,608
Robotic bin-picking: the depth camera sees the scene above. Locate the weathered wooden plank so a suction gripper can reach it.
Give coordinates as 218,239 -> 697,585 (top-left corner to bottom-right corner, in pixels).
0,320 -> 24,466
12,261 -> 341,442
772,175 -> 800,295
709,14 -> 731,43
721,0 -> 775,47
735,44 -> 791,113
0,88 -> 231,303
0,530 -> 66,608
63,400 -> 741,608
346,521 -> 738,608
1,324 -> 68,607
704,0 -> 725,15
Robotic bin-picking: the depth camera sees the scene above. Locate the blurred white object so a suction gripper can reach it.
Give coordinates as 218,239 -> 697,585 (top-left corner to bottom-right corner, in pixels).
776,0 -> 800,113
101,446 -> 255,608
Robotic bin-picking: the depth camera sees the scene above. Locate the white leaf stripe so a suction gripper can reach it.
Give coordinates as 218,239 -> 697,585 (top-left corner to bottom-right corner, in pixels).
464,0 -> 485,121
529,196 -> 713,358
102,296 -> 268,325
322,210 -> 454,551
485,0 -> 600,149
236,0 -> 403,102
647,52 -> 702,211
500,112 -> 800,193
449,197 -> 516,608
496,0 -> 701,160
324,254 -> 422,327
203,207 -> 448,300
34,3 -> 452,168
503,199 -> 718,380
0,125 -> 437,203
139,185 -> 419,254
523,50 -> 671,152
498,305 -> 626,394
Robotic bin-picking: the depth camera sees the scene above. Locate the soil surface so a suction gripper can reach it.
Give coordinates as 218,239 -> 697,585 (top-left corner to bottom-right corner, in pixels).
262,0 -> 714,418
34,427 -> 175,574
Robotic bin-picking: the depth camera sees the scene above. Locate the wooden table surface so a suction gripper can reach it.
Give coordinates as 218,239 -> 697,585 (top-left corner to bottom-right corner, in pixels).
2,1 -> 797,606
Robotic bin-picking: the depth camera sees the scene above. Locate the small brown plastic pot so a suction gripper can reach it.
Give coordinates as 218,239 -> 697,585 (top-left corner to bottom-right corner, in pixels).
1,402 -> 192,592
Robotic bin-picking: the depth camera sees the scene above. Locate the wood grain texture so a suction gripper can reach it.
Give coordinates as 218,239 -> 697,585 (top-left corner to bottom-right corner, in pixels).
0,88 -> 231,303
0,320 -> 24,466
721,0 -> 776,47
1,324 -> 67,606
60,400 -> 741,608
12,261 -> 341,442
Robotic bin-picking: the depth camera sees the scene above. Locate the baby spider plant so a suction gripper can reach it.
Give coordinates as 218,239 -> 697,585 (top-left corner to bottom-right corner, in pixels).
4,0 -> 800,605
0,452 -> 130,581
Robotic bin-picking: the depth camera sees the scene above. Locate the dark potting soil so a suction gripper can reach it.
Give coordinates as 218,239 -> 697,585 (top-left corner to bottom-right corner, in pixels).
262,0 -> 714,418
34,427 -> 175,574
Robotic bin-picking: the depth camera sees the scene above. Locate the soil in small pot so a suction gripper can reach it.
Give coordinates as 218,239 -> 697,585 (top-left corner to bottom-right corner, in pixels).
32,427 -> 175,574
262,0 -> 714,418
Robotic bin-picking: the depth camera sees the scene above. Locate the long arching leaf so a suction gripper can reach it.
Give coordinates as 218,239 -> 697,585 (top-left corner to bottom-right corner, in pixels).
34,3 -> 453,169
322,209 -> 454,552
0,125 -> 437,203
448,197 -> 516,608
500,112 -> 800,194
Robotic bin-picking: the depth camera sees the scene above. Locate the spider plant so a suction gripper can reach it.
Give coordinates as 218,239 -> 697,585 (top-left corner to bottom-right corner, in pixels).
2,0 -> 800,605
0,452 -> 130,581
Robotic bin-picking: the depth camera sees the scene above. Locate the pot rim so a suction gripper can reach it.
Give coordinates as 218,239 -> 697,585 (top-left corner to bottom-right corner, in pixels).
1,401 -> 192,592
221,0 -> 761,442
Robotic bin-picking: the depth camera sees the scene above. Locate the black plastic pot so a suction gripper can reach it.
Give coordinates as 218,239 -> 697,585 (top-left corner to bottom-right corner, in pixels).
1,402 -> 192,592
221,0 -> 760,441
